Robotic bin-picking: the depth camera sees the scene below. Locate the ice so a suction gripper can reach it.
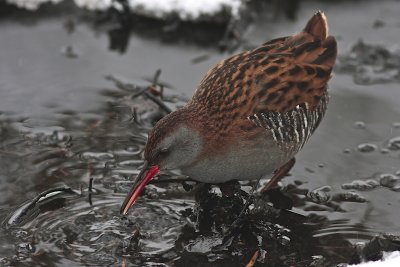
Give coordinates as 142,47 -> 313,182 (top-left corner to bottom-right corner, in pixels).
350,251 -> 400,267
6,0 -> 62,10
6,0 -> 243,20
127,0 -> 242,20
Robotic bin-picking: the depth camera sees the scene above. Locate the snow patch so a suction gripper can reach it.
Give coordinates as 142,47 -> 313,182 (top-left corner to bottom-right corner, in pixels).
350,251 -> 400,267
74,0 -> 113,11
127,0 -> 242,20
6,0 -> 243,20
6,0 -> 62,10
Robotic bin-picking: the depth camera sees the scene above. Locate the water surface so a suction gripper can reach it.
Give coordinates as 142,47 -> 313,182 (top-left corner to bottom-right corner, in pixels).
1,1 -> 400,266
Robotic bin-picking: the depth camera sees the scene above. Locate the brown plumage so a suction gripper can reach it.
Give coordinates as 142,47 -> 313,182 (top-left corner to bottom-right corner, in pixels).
191,11 -> 335,132
121,11 -> 337,215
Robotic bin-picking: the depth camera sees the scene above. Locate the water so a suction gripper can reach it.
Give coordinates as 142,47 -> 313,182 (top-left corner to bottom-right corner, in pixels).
1,0 -> 400,266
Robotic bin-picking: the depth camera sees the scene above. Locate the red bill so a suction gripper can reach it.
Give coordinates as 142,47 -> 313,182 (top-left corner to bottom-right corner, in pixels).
120,162 -> 159,215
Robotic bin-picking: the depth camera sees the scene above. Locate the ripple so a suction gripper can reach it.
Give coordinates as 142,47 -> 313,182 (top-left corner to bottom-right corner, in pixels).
332,191 -> 367,203
343,148 -> 352,154
392,122 -> 400,128
387,136 -> 400,151
117,160 -> 144,168
380,148 -> 390,154
4,188 -> 193,266
313,220 -> 374,241
80,152 -> 115,161
357,143 -> 377,153
379,174 -> 400,191
354,121 -> 366,129
341,179 -> 379,191
306,186 -> 332,204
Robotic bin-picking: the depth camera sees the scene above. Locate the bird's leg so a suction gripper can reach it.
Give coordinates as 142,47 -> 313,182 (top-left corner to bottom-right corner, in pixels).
233,158 -> 295,220
261,157 -> 296,193
227,159 -> 296,233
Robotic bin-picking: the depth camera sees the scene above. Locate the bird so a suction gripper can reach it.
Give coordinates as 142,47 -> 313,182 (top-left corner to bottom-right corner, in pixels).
120,11 -> 337,215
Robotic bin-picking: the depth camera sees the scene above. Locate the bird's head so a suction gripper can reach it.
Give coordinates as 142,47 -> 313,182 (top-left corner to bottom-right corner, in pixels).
120,108 -> 203,214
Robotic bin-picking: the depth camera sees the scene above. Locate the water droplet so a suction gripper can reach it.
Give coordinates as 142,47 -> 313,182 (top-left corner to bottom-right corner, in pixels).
278,235 -> 291,246
395,170 -> 400,176
333,191 -> 367,203
294,180 -> 303,186
391,184 -> 400,191
341,179 -> 379,191
61,45 -> 79,58
343,148 -> 351,154
392,122 -> 400,128
366,179 -> 380,187
379,173 -> 400,189
357,143 -> 377,153
319,186 -> 332,192
307,186 -> 331,204
354,121 -> 366,129
15,242 -> 35,255
305,167 -> 315,173
12,229 -> 29,240
387,136 -> 400,150
318,163 -> 325,168
380,148 -> 390,154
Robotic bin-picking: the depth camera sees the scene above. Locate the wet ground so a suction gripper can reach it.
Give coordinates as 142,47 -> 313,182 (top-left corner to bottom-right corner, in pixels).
1,0 -> 400,266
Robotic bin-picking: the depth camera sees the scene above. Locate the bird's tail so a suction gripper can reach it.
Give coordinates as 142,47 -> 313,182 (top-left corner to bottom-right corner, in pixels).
294,11 -> 337,68
303,11 -> 328,40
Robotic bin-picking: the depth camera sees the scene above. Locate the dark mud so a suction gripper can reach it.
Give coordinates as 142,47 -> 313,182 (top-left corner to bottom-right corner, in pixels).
1,0 -> 400,266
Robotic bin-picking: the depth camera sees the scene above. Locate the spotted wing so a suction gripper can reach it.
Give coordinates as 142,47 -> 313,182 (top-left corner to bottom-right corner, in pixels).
191,12 -> 336,138
249,91 -> 328,154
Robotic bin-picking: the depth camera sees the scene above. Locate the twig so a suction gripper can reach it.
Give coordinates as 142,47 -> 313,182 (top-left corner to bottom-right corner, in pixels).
88,161 -> 93,205
89,177 -> 93,192
219,15 -> 242,52
245,249 -> 260,267
105,75 -> 137,92
131,107 -> 141,124
191,54 -> 210,64
88,187 -> 93,206
106,73 -> 172,113
131,88 -> 148,99
143,90 -> 172,113
159,85 -> 164,99
152,69 -> 162,86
